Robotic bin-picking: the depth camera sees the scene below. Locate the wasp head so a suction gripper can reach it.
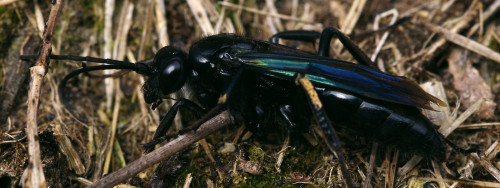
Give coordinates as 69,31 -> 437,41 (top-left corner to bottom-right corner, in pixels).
143,46 -> 188,108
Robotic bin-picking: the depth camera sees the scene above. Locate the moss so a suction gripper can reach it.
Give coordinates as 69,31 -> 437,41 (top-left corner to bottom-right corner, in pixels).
248,145 -> 265,162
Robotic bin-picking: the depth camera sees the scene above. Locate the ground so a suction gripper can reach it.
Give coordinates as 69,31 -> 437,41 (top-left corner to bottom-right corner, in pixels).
0,0 -> 499,187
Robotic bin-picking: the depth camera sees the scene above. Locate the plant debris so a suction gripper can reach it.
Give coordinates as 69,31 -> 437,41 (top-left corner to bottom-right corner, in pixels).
1,0 -> 499,187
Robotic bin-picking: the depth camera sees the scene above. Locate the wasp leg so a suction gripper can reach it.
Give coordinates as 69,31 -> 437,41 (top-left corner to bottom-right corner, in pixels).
147,68 -> 245,152
268,27 -> 379,71
317,27 -> 378,69
217,68 -> 244,104
269,30 -> 321,44
268,18 -> 407,45
144,98 -> 206,152
295,73 -> 356,188
174,67 -> 246,135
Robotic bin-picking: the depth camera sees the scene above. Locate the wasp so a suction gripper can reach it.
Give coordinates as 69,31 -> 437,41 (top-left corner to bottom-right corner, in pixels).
21,24 -> 472,187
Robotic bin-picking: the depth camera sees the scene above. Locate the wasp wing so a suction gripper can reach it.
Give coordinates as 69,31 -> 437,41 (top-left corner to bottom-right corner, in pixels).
237,52 -> 446,110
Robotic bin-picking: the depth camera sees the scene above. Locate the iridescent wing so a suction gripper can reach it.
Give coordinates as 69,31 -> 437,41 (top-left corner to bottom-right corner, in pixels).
237,52 -> 446,109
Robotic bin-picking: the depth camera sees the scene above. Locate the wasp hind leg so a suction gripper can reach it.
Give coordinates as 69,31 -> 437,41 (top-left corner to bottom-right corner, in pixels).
317,27 -> 379,70
268,20 -> 409,72
267,27 -> 377,72
268,30 -> 321,44
294,74 -> 357,187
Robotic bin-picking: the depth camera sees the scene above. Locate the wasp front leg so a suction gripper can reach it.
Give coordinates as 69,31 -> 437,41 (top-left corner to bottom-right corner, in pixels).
145,98 -> 206,151
147,68 -> 246,150
295,73 -> 356,188
177,67 -> 247,135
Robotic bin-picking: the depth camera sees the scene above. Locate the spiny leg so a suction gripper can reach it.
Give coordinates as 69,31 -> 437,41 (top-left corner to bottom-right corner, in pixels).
144,98 -> 207,152
268,27 -> 378,71
268,17 -> 408,71
268,17 -> 408,46
269,30 -> 321,44
147,67 -> 246,150
294,74 -> 356,188
317,27 -> 378,70
178,68 -> 245,133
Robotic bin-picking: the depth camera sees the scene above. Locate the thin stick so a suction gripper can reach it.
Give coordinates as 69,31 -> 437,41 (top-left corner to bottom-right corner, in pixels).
219,1 -> 317,24
411,1 -> 480,69
471,153 -> 500,182
419,177 -> 500,188
103,0 -> 115,113
154,0 -> 169,47
88,111 -> 233,188
187,0 -> 214,35
333,0 -> 367,53
422,22 -> 500,63
24,0 -> 63,187
0,0 -> 18,6
103,1 -> 134,176
467,0 -> 500,37
458,122 -> 500,129
363,142 -> 378,188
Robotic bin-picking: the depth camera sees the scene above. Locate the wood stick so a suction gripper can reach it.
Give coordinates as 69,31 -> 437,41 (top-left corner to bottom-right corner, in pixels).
422,22 -> 500,63
24,0 -> 63,187
88,110 -> 233,188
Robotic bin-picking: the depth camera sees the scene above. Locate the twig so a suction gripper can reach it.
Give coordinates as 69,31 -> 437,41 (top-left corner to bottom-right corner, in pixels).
182,173 -> 193,188
200,139 -> 225,180
135,0 -> 157,141
412,0 -> 480,69
88,110 -> 233,188
467,0 -> 500,37
24,0 -> 63,187
363,142 -> 378,188
103,1 -> 134,176
333,0 -> 367,53
419,177 -> 500,188
154,0 -> 169,47
458,122 -> 500,129
219,1 -> 318,24
265,0 -> 284,31
422,22 -> 500,63
187,0 -> 214,35
431,160 -> 445,188
0,0 -> 18,6
470,153 -> 500,182
341,0 -> 367,34
103,0 -> 115,113
370,9 -> 399,64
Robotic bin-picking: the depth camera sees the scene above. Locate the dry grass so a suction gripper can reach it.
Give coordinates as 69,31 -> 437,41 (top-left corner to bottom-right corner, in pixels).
0,0 -> 499,187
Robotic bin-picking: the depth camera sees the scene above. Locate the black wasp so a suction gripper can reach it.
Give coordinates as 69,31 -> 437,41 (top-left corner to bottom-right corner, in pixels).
22,23 -> 472,187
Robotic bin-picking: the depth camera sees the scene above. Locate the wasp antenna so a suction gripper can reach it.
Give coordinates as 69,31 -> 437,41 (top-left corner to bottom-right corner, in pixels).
59,64 -> 150,122
49,54 -> 135,66
19,54 -> 40,60
21,54 -> 154,65
136,58 -> 154,65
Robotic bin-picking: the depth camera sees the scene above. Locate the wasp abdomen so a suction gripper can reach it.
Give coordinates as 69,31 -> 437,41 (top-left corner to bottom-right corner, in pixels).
319,90 -> 447,160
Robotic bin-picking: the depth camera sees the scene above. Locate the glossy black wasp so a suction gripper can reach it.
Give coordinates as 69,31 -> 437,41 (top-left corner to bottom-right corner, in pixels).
21,24 -> 472,187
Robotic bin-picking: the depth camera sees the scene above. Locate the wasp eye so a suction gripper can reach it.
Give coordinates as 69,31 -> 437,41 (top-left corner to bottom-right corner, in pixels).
152,46 -> 188,96
158,60 -> 183,94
